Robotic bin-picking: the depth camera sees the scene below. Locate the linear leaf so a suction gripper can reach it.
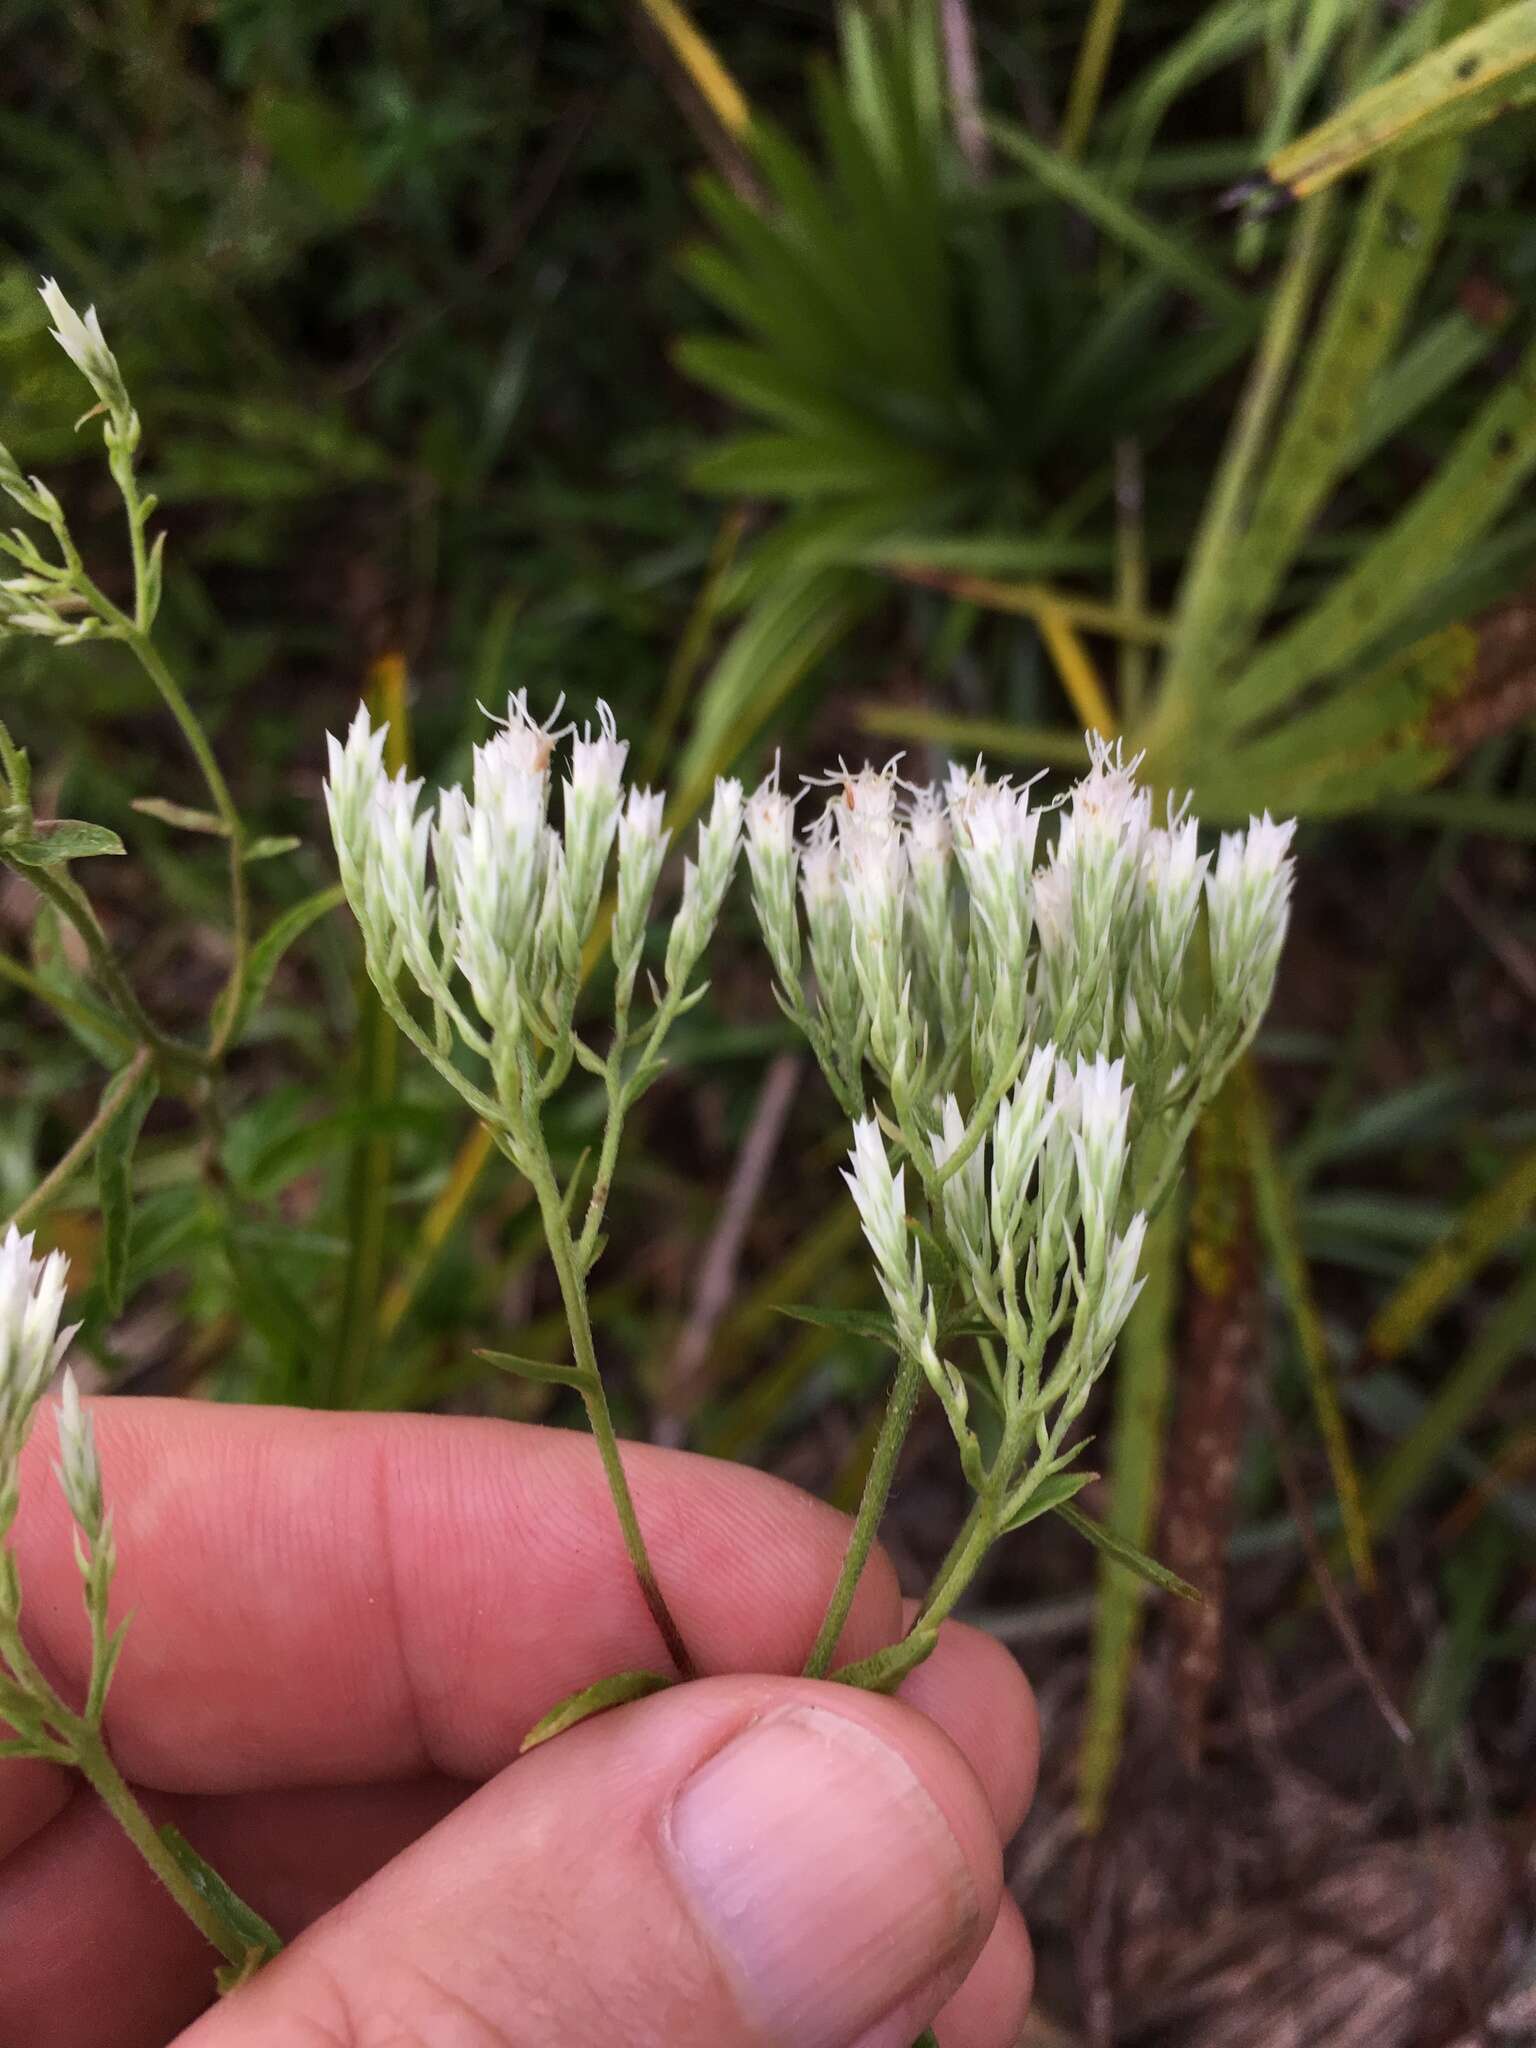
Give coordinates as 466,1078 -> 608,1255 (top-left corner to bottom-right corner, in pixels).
232,884 -> 345,1041
476,1346 -> 590,1392
96,1062 -> 158,1319
1268,2 -> 1536,195
1221,329 -> 1536,733
3,820 -> 125,865
1057,1503 -> 1201,1601
519,1670 -> 674,1753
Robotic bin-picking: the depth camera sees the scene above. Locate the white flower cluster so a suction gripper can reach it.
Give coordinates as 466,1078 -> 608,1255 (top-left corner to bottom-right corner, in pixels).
748,734 -> 1295,1131
750,736 -> 1295,1513
325,693 -> 744,1139
0,1226 -> 103,1576
845,1054 -> 1148,1506
0,281 -> 146,648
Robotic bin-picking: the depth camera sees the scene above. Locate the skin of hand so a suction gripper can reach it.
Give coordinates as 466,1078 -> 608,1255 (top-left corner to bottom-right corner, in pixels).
1,1400 -> 1038,2048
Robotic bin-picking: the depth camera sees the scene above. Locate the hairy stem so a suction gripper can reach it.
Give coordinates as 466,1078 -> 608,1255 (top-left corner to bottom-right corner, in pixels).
70,1726 -> 251,1968
525,1138 -> 697,1678
803,1346 -> 924,1679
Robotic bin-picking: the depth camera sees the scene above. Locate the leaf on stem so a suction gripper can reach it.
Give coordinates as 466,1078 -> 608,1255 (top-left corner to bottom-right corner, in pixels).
230,884 -> 345,1041
2,820 -> 125,865
476,1346 -> 591,1392
157,1823 -> 283,1982
774,1301 -> 896,1342
1000,1468 -> 1096,1535
1056,1502 -> 1201,1602
97,1062 -> 159,1318
519,1670 -> 675,1753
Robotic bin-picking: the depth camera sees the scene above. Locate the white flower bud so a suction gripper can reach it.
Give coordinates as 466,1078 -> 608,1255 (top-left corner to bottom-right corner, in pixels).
613,786 -> 670,997
1069,1052 -> 1133,1270
323,704 -> 391,918
1206,812 -> 1296,1025
989,1043 -> 1058,1248
843,1117 -> 925,1352
1094,1210 -> 1148,1353
932,1094 -> 989,1269
745,765 -> 801,999
0,1226 -> 76,1464
39,279 -> 132,424
664,777 -> 743,990
560,702 -> 627,970
53,1368 -> 103,1540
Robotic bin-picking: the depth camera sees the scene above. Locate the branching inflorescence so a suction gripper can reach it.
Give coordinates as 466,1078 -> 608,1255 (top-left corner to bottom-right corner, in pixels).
325,694 -> 745,1674
746,741 -> 1295,1682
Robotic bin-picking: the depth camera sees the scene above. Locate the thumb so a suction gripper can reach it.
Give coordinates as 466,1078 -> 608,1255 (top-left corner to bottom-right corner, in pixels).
177,1675 -> 1005,2048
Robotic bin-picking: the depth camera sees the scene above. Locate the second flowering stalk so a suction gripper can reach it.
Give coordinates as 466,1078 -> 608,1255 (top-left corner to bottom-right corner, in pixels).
326,695 -> 744,1675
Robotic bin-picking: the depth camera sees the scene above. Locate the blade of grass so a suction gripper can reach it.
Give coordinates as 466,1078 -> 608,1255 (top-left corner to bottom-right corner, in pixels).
1243,1063 -> 1376,1587
1359,1251 -> 1536,1535
634,0 -> 751,139
1267,1 -> 1536,196
855,704 -> 1090,770
1364,1137 -> 1536,1363
1078,1188 -> 1182,1830
1061,0 -> 1130,160
988,115 -> 1251,320
887,564 -> 1173,644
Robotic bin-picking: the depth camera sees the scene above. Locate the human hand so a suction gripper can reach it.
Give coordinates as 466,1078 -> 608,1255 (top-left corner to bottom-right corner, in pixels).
4,1400 -> 1036,2046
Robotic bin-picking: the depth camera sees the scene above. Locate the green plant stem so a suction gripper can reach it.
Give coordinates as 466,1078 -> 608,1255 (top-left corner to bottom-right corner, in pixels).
15,861 -> 204,1075
69,1725 -> 250,1968
803,1345 -> 925,1678
5,1047 -> 152,1231
524,1138 -> 697,1679
121,631 -> 248,1059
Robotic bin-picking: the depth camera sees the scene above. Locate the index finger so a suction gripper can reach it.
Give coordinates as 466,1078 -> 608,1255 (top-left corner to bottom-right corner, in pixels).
11,1398 -> 905,1792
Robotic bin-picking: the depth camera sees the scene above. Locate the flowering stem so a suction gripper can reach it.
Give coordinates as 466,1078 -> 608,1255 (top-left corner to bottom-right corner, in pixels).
120,630 -> 248,1060
803,1344 -> 924,1679
69,1725 -> 252,1969
523,1137 -> 697,1679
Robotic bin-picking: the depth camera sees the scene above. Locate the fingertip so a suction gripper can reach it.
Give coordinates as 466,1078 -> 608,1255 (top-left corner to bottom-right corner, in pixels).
929,1892 -> 1034,2048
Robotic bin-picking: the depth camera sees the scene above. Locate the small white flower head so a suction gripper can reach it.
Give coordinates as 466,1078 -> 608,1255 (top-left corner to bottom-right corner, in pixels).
323,704 -> 391,908
0,1225 -> 76,1456
53,1368 -> 103,1539
799,808 -> 842,916
1206,812 -> 1297,1023
664,777 -> 744,990
366,770 -> 435,978
39,278 -> 131,423
560,702 -> 628,968
843,1117 -> 924,1343
1094,1210 -> 1148,1353
745,761 -> 801,995
1051,734 -> 1151,941
479,688 -> 565,786
990,1042 -> 1058,1244
568,699 -> 627,800
613,785 -> 671,990
745,758 -> 797,862
431,783 -> 471,957
933,1094 -> 988,1265
906,783 -> 953,877
1142,806 -> 1208,997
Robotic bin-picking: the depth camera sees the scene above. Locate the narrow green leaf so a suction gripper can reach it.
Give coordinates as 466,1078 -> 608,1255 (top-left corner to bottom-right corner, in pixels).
773,1302 -> 895,1342
476,1346 -> 591,1392
1223,329 -> 1536,733
1057,1503 -> 1201,1601
519,1670 -> 674,1753
1366,1138 -> 1536,1360
3,820 -> 125,865
1243,1072 -> 1375,1587
1268,2 -> 1536,195
232,884 -> 345,1040
96,1063 -> 158,1319
1078,1191 -> 1181,1830
989,115 -> 1250,319
1001,1468 -> 1097,1533
157,1823 -> 282,1971
131,797 -> 230,836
